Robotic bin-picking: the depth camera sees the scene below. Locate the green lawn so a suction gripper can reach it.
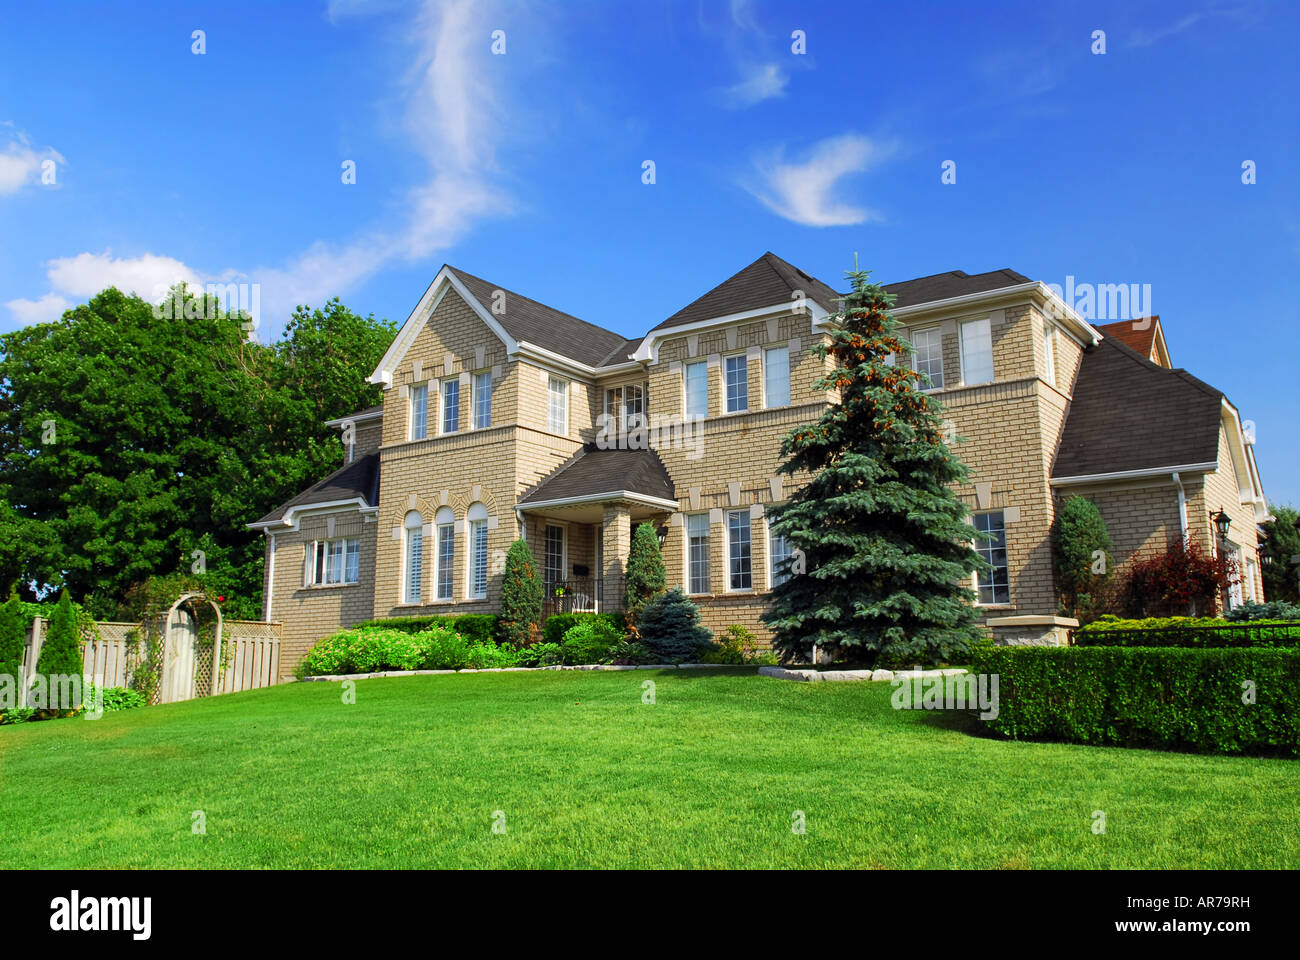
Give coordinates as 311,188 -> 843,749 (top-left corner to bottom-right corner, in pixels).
2,668 -> 1296,868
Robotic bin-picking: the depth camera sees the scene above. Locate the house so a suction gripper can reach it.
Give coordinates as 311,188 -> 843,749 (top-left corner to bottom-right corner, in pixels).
249,253 -> 1270,671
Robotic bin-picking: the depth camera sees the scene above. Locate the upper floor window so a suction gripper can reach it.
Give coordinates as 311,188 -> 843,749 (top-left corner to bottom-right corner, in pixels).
604,383 -> 645,429
726,509 -> 752,590
973,511 -> 1009,605
473,371 -> 492,429
309,537 -> 359,586
547,376 -> 568,434
1043,321 -> 1057,388
911,327 -> 944,390
441,378 -> 460,434
725,354 -> 749,413
403,511 -> 424,604
409,383 -> 429,441
764,345 -> 790,407
467,501 -> 489,599
960,318 -> 994,385
685,361 -> 708,418
434,506 -> 455,601
686,513 -> 711,595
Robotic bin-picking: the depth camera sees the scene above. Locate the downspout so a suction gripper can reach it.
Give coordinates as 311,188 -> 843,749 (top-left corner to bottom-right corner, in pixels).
264,531 -> 276,621
1172,472 -> 1189,545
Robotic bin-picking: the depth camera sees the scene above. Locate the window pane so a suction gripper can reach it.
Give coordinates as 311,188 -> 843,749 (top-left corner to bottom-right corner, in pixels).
406,529 -> 423,603
441,379 -> 460,433
544,525 -> 565,586
687,513 -> 710,594
436,524 -> 454,600
624,384 -> 644,427
974,511 -> 1009,604
410,383 -> 428,440
548,377 -> 568,433
469,519 -> 488,598
764,346 -> 790,407
727,510 -> 752,590
912,328 -> 944,389
685,361 -> 708,418
725,355 -> 748,412
770,529 -> 792,587
345,539 -> 359,583
960,318 -> 994,384
1043,324 -> 1056,387
473,372 -> 492,429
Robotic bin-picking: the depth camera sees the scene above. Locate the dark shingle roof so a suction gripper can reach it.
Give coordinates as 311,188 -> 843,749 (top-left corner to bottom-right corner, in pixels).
253,453 -> 380,525
448,266 -> 627,367
651,252 -> 842,332
881,268 -> 1031,309
1052,338 -> 1223,479
519,445 -> 675,505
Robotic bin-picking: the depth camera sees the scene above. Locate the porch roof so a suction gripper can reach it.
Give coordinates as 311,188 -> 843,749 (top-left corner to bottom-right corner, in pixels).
518,444 -> 676,511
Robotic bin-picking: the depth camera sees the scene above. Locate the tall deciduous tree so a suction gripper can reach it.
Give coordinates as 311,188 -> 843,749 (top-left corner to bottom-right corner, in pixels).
762,266 -> 987,665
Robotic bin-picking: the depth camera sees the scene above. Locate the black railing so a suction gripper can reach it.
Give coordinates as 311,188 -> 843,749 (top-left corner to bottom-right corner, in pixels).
543,579 -> 604,617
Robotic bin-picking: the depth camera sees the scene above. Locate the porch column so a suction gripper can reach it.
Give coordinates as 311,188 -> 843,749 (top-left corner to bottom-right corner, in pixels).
601,503 -> 630,611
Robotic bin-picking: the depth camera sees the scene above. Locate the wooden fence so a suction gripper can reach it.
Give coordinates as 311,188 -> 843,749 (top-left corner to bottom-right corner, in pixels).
20,617 -> 282,703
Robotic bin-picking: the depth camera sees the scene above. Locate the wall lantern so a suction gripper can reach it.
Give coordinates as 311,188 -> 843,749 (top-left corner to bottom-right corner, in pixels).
1210,507 -> 1231,543
656,525 -> 669,548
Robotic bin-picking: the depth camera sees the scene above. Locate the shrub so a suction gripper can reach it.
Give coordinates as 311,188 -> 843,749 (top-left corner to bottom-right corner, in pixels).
1075,615 -> 1300,647
298,624 -> 525,676
1225,600 -> 1300,622
1123,539 -> 1235,617
637,588 -> 713,662
518,642 -> 562,667
561,619 -> 623,665
607,639 -> 658,665
0,590 -> 25,701
699,624 -> 773,664
623,522 -> 666,631
542,612 -> 626,647
449,615 -> 498,645
351,614 -> 499,642
1052,496 -> 1113,618
84,684 -> 146,713
32,590 -> 83,715
498,539 -> 543,646
973,645 -> 1300,755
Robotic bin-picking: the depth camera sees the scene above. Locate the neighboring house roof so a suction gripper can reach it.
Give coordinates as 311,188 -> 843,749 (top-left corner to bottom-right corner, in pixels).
252,452 -> 380,527
1096,317 -> 1171,368
881,268 -> 1031,309
1052,337 -> 1223,479
650,252 -> 842,332
447,266 -> 628,367
518,444 -> 675,506
323,404 -> 384,427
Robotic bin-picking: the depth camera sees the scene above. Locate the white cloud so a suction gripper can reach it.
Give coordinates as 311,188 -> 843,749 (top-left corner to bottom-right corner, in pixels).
8,0 -> 511,338
0,126 -> 64,195
3,293 -> 71,325
720,62 -> 788,108
745,134 -> 894,227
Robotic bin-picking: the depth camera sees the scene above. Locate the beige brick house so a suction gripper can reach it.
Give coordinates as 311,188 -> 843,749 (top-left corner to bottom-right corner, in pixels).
250,253 -> 1270,671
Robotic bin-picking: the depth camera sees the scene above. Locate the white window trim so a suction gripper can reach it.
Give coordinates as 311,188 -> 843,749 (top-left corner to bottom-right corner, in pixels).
433,510 -> 455,602
402,514 -> 425,605
723,352 -> 750,414
409,382 -> 429,441
684,360 -> 709,419
909,325 -> 945,392
1043,320 -> 1057,388
958,317 -> 995,387
724,508 -> 754,593
762,344 -> 791,409
767,518 -> 792,591
472,371 -> 492,430
547,376 -> 569,435
971,510 -> 1010,607
308,537 -> 361,587
543,521 -> 568,586
684,512 -> 711,596
466,508 -> 490,600
439,377 -> 460,435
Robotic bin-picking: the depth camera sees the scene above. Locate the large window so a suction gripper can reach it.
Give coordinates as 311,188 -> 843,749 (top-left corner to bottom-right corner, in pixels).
467,502 -> 489,599
547,376 -> 568,434
310,537 -> 359,586
769,527 -> 793,588
725,354 -> 748,413
403,511 -> 424,604
441,378 -> 460,434
973,511 -> 1009,604
686,513 -> 711,595
764,345 -> 790,407
1042,321 -> 1057,388
960,318 -> 994,385
544,524 -> 565,587
911,327 -> 944,389
604,384 -> 645,430
685,360 -> 708,418
473,371 -> 492,429
727,509 -> 752,590
409,383 -> 428,441
434,506 -> 455,601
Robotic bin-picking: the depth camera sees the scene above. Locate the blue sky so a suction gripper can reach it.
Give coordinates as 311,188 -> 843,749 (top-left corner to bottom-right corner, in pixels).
1,0 -> 1296,503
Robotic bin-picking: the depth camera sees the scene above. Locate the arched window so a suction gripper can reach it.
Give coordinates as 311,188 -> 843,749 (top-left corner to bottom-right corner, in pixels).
466,502 -> 489,600
434,506 -> 455,601
404,510 -> 424,604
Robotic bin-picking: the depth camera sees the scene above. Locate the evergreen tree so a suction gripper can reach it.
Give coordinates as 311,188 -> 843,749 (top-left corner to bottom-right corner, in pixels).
498,539 -> 543,646
1260,504 -> 1300,603
623,522 -> 666,629
761,265 -> 987,664
0,589 -> 26,704
1053,495 -> 1113,616
637,587 -> 712,662
33,590 -> 82,712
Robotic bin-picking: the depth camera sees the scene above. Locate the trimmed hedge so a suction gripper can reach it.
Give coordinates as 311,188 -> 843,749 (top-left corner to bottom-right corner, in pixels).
352,614 -> 499,643
542,612 -> 626,647
1075,615 -> 1300,648
973,645 -> 1300,755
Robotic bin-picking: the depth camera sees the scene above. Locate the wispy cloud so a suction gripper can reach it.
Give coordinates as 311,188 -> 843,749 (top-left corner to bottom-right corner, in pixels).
712,0 -> 792,108
720,62 -> 788,109
744,134 -> 895,227
8,0 -> 512,336
1128,12 -> 1206,47
1127,4 -> 1259,48
0,125 -> 63,195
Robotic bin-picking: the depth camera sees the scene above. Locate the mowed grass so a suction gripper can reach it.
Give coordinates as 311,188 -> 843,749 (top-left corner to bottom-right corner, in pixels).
1,668 -> 1297,868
